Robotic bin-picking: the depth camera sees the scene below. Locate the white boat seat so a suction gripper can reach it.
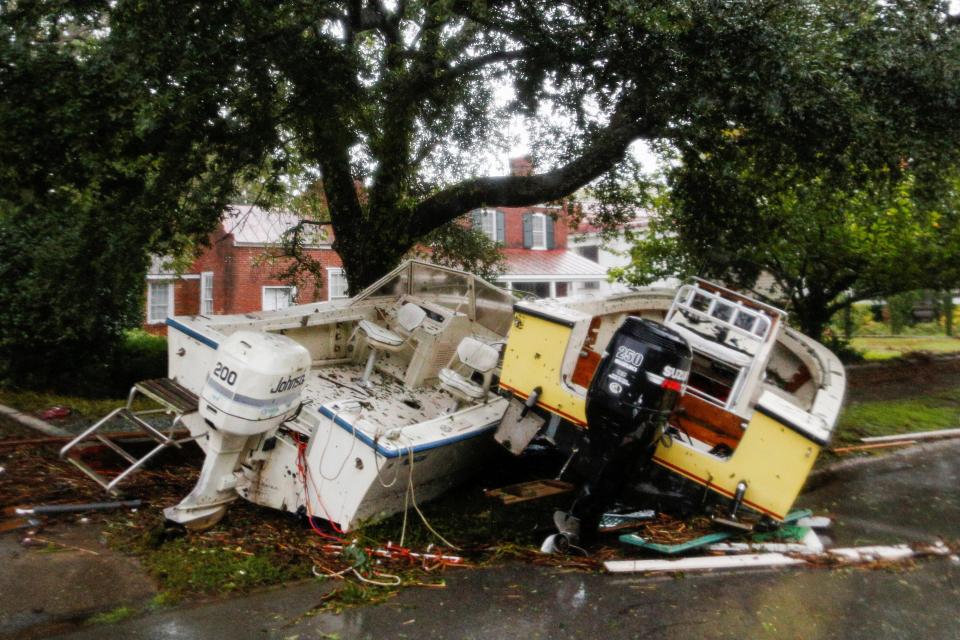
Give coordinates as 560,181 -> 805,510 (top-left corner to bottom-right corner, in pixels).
439,337 -> 501,406
357,320 -> 404,348
356,302 -> 427,385
438,368 -> 486,400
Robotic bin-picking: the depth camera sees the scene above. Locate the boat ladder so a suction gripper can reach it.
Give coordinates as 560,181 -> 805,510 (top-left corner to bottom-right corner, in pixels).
59,378 -> 202,494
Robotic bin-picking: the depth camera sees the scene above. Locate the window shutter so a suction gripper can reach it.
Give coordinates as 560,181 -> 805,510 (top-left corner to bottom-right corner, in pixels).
471,210 -> 483,230
522,213 -> 533,248
496,210 -> 505,243
546,217 -> 555,249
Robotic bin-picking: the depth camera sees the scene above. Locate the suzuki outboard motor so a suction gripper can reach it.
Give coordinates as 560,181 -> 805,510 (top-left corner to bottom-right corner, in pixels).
551,317 -> 691,548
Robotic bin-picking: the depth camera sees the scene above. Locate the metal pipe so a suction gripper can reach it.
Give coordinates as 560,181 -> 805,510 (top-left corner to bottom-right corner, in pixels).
15,500 -> 142,516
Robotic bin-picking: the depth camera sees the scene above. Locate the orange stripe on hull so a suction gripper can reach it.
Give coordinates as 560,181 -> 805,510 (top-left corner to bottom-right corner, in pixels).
498,383 -> 588,427
652,456 -> 785,521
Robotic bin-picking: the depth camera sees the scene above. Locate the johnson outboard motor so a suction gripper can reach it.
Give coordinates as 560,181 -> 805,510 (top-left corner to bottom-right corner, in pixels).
165,331 -> 311,529
548,317 -> 691,550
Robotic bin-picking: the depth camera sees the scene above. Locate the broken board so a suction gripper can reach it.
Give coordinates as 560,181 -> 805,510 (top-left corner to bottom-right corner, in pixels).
485,479 -> 573,505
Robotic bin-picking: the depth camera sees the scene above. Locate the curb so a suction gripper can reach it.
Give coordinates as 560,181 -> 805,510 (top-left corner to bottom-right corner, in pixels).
805,437 -> 960,492
0,403 -> 71,437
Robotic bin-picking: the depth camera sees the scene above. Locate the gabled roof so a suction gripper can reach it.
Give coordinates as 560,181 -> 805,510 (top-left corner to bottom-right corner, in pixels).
499,249 -> 608,280
224,204 -> 330,247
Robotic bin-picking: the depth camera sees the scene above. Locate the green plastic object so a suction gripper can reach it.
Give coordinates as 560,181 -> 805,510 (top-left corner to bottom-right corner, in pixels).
618,509 -> 816,554
619,531 -> 733,554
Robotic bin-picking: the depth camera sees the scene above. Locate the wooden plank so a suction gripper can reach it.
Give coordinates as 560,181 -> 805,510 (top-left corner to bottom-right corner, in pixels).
485,479 -> 574,504
135,379 -> 199,414
831,441 -> 916,454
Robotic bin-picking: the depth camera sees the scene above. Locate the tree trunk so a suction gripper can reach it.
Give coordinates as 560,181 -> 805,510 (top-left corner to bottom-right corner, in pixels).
793,297 -> 833,342
332,209 -> 414,294
943,291 -> 955,337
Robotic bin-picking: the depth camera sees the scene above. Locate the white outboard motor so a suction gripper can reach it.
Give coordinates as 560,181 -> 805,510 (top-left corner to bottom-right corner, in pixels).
165,331 -> 310,529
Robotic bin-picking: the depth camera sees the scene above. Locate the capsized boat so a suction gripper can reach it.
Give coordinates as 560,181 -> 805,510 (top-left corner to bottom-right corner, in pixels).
495,278 -> 846,543
161,261 -> 515,530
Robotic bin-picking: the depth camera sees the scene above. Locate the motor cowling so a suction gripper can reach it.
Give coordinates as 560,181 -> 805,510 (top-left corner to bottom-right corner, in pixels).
554,317 -> 692,547
200,330 -> 311,436
585,316 -> 692,438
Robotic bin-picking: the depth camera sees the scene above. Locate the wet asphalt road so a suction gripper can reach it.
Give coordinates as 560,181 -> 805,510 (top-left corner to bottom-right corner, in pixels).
51,441 -> 960,640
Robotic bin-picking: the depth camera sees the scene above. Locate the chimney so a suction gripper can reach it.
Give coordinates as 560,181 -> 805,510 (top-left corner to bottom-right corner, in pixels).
509,156 -> 534,177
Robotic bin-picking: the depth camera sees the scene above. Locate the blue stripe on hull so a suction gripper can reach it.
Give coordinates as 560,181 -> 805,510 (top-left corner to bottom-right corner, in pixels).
166,317 -> 220,349
317,405 -> 497,459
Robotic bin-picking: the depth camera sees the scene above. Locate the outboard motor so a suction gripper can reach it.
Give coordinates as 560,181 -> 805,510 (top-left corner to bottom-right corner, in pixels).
550,317 -> 691,549
165,331 -> 310,529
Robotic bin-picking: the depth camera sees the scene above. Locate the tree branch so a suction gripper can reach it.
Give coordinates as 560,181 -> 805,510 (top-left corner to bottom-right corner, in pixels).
408,95 -> 655,236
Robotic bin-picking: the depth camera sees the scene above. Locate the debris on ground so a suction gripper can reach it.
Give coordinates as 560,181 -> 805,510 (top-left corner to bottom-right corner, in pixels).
484,479 -> 573,504
862,427 -> 960,444
39,406 -> 72,421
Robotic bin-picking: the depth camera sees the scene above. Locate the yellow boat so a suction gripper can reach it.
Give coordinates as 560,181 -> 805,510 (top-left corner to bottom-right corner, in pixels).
495,279 -> 846,529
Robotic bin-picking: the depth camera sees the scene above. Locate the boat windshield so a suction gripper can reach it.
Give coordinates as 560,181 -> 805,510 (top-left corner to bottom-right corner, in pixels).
350,261 -> 515,336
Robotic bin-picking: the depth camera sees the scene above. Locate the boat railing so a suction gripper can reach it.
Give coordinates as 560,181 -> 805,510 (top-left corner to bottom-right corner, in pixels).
666,283 -> 776,351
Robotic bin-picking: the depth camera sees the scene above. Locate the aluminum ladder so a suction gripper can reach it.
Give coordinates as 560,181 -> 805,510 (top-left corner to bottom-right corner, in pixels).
60,378 -> 201,494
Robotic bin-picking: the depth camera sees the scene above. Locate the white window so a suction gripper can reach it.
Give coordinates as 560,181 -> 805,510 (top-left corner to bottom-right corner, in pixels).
147,281 -> 174,324
531,213 -> 547,249
200,272 -> 214,315
262,286 -> 295,311
477,210 -> 499,242
327,268 -> 349,300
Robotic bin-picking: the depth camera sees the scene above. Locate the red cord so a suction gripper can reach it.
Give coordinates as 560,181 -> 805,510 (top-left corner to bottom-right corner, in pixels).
292,432 -> 346,541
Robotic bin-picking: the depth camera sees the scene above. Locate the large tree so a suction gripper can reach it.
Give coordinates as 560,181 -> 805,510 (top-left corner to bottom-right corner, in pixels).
2,1 -> 959,387
617,148 -> 960,338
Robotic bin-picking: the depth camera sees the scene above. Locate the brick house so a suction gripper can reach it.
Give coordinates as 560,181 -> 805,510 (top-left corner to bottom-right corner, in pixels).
566,203 -> 662,293
469,157 -> 607,298
145,205 -> 344,333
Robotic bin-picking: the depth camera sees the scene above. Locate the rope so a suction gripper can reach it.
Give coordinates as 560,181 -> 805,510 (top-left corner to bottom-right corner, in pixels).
402,443 -> 460,550
317,401 -> 361,481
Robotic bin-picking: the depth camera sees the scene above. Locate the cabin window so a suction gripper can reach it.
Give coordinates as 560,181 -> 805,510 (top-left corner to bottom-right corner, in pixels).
686,352 -> 742,408
200,272 -> 214,315
327,268 -> 349,300
147,281 -> 174,324
262,286 -> 295,311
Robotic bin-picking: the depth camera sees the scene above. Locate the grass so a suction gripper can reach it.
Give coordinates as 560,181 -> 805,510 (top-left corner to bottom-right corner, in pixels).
87,606 -> 136,625
832,386 -> 960,447
0,388 -> 144,419
850,335 -> 960,361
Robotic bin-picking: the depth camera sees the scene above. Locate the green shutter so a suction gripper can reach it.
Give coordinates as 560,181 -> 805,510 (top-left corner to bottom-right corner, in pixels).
522,213 -> 533,248
546,216 -> 555,249
471,210 -> 482,230
496,210 -> 505,244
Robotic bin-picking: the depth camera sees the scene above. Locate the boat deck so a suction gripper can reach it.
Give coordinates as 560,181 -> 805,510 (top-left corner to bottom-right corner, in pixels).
300,364 -> 458,434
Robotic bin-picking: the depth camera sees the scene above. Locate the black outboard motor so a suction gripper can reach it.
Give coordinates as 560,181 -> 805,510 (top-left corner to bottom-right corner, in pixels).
552,317 -> 692,548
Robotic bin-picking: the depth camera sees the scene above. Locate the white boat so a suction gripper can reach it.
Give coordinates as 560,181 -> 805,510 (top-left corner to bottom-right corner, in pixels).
161,261 -> 515,530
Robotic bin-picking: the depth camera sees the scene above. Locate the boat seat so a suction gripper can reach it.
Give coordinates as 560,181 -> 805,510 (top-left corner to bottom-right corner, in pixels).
357,302 -> 427,385
439,337 -> 501,406
357,319 -> 405,347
